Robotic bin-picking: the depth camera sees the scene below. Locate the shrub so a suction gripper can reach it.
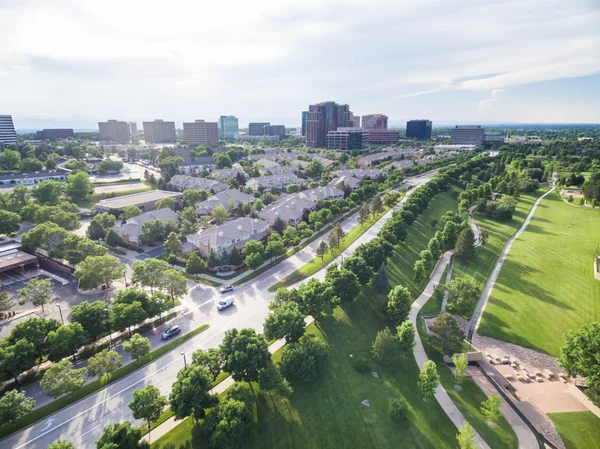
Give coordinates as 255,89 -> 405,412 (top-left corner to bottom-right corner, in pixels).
354,356 -> 370,373
389,399 -> 408,423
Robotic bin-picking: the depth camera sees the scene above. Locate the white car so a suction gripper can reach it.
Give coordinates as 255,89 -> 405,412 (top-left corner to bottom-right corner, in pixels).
219,285 -> 234,294
217,297 -> 234,310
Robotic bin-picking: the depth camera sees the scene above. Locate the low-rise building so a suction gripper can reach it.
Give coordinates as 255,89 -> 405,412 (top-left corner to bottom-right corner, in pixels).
94,190 -> 183,213
113,208 -> 178,247
329,176 -> 361,191
255,158 -> 280,169
367,130 -> 400,144
331,169 -> 387,180
327,127 -> 369,151
210,168 -> 247,181
290,160 -> 311,169
450,125 -> 485,145
0,169 -> 69,188
168,175 -> 228,193
246,174 -> 308,192
178,156 -> 216,174
196,189 -> 256,215
185,217 -> 269,257
357,149 -> 416,167
258,195 -> 316,227
299,186 -> 344,202
484,132 -> 505,143
388,160 -> 415,171
261,166 -> 298,176
36,129 -> 75,140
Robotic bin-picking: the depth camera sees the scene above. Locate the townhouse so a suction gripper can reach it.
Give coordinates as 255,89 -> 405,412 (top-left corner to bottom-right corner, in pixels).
196,188 -> 256,215
112,208 -> 178,247
168,175 -> 228,193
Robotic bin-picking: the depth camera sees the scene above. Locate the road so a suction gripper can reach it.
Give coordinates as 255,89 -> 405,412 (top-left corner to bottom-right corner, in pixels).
2,171 -> 437,449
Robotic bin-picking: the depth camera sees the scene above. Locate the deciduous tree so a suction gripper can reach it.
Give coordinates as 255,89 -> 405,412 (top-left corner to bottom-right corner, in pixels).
297,279 -> 340,326
169,365 -> 218,421
397,320 -> 416,356
324,265 -> 360,302
457,422 -> 478,449
387,285 -> 411,325
559,322 -> 600,398
418,360 -> 439,398
132,258 -> 168,293
17,278 -> 55,312
0,390 -> 35,425
371,327 -> 399,365
456,227 -> 475,259
87,349 -> 122,380
211,205 -> 229,225
264,301 -> 306,343
47,323 -> 88,362
481,394 -> 502,425
75,255 -> 125,292
342,256 -> 372,285
129,384 -> 168,430
161,268 -> 187,306
65,171 -> 93,204
452,353 -> 468,386
40,359 -> 85,398
70,300 -> 110,340
0,210 -> 21,235
279,336 -> 329,385
123,333 -> 151,363
191,348 -> 222,380
428,313 -> 464,356
95,421 -> 146,449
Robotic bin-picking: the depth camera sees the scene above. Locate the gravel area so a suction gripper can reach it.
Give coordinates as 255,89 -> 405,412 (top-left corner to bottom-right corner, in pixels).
536,422 -> 566,449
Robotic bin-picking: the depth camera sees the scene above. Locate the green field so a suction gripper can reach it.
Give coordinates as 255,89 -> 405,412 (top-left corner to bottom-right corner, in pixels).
479,191 -> 600,356
450,189 -> 547,318
549,412 -> 600,449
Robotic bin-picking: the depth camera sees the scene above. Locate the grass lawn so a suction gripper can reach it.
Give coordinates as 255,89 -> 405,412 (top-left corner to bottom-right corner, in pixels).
450,188 -> 547,318
549,411 -> 600,449
0,324 -> 209,440
478,191 -> 600,356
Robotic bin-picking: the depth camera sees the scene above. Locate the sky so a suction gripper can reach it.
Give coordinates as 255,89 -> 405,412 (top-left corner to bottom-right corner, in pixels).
1,0 -> 599,130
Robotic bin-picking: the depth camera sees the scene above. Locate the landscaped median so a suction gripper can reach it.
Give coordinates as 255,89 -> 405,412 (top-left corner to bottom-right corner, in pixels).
0,324 -> 209,441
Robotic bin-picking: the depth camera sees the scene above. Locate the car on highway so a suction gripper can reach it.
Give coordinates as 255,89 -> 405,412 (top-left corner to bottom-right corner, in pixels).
219,285 -> 234,294
217,297 -> 234,310
161,326 -> 181,340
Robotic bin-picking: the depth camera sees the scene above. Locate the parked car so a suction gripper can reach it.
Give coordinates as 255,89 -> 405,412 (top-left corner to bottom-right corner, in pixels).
161,326 -> 181,340
219,285 -> 234,294
217,297 -> 234,311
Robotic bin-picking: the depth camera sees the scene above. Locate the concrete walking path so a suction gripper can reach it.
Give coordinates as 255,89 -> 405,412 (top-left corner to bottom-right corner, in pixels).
467,186 -> 555,336
468,205 -> 483,248
440,254 -> 453,313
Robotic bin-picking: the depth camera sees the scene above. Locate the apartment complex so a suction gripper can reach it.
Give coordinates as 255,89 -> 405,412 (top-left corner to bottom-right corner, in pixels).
362,114 -> 388,130
450,125 -> 485,145
218,115 -> 239,139
306,101 -> 356,148
406,120 -> 432,140
326,128 -> 368,151
0,115 -> 17,147
98,119 -> 130,143
36,129 -> 74,140
183,120 -> 219,146
143,119 -> 177,143
129,122 -> 138,136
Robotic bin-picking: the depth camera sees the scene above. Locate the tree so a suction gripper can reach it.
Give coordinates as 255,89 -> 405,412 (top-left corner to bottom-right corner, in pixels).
387,285 -> 411,325
17,278 -> 55,312
324,265 -> 360,302
182,189 -> 207,207
0,149 -> 21,170
141,219 -> 165,245
132,258 -> 168,293
215,153 -> 232,168
112,301 -> 146,336
371,327 -> 399,365
246,252 -> 264,271
452,353 -> 468,386
342,256 -> 373,285
70,300 -> 110,340
481,394 -> 502,425
47,440 -> 75,449
457,422 -> 478,449
374,262 -> 389,293
370,194 -> 383,217
0,210 -> 21,235
9,317 -> 60,361
279,336 -> 329,384
169,365 -> 218,421
155,197 -> 177,211
316,240 -> 328,261
420,249 -> 433,270
331,222 -> 346,248
211,205 -> 229,225
297,279 -> 340,326
161,268 -> 187,306
242,240 -> 264,258
418,360 -> 440,398
358,203 -> 370,226
41,359 -> 85,398
186,252 -> 207,278
446,278 -> 480,316
129,384 -> 168,430
205,396 -> 253,449
220,328 -> 271,394
87,213 -> 116,241
192,348 -> 223,380
456,227 -> 475,259
123,333 -> 151,363
87,349 -> 122,380
121,205 -> 143,220
559,322 -> 600,398
264,301 -> 306,343
163,231 -> 182,255
75,255 -> 125,292
429,313 -> 465,356
0,390 -> 35,425
0,339 -> 37,384
0,291 -> 13,314
414,259 -> 425,282
265,238 -> 285,262
65,237 -> 107,266
104,228 -> 123,248
33,180 -> 64,205
397,321 -> 416,356
66,171 -> 93,204
259,362 -> 293,409
229,246 -> 243,266
47,323 -> 88,362
95,421 -> 146,449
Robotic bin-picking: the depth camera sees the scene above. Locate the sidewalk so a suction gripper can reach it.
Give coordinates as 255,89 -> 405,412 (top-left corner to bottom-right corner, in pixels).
142,316 -> 314,444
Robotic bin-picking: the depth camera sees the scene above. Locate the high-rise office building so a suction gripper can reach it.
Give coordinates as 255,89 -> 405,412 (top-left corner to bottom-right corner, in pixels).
0,115 -> 17,147
143,119 -> 177,144
248,122 -> 271,136
183,120 -> 219,146
306,101 -> 354,148
362,114 -> 388,130
406,120 -> 432,140
301,111 -> 308,136
36,129 -> 75,140
269,125 -> 286,137
218,116 -> 239,139
450,125 -> 485,145
327,128 -> 368,151
367,130 -> 399,144
98,119 -> 130,143
129,121 -> 138,136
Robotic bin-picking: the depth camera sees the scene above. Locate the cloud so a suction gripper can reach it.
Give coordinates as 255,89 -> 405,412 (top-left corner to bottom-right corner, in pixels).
477,89 -> 504,112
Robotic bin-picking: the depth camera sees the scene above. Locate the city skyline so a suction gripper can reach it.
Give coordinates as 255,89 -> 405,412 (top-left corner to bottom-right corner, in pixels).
2,0 -> 599,130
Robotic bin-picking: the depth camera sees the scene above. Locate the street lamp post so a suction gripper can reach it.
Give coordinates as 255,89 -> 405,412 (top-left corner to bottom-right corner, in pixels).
181,351 -> 187,369
57,304 -> 65,325
105,308 -> 113,349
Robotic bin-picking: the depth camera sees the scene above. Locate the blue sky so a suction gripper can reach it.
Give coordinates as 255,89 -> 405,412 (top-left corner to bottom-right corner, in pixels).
1,0 -> 599,129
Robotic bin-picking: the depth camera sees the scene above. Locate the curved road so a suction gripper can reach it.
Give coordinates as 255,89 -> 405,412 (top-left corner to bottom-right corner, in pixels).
3,171 -> 438,449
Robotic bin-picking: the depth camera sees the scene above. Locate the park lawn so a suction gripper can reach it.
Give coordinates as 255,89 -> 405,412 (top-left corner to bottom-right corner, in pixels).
548,411 -> 600,449
479,191 -> 600,356
450,188 -> 547,318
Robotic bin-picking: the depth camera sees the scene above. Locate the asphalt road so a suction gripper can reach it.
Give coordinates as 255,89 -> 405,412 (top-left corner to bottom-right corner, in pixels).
3,171 -> 436,449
